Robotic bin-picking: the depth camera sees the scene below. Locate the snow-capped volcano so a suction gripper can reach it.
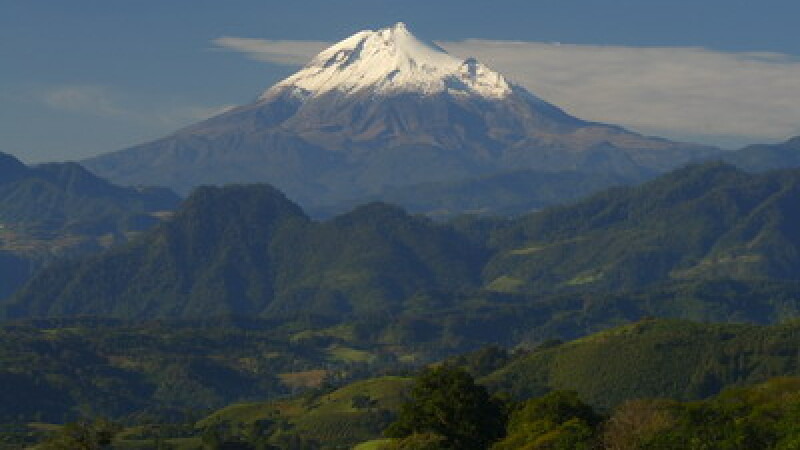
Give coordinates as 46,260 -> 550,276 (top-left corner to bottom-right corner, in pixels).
261,22 -> 511,100
84,23 -> 718,209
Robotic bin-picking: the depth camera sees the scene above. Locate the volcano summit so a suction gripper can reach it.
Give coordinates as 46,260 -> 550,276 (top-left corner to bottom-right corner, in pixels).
84,23 -> 715,208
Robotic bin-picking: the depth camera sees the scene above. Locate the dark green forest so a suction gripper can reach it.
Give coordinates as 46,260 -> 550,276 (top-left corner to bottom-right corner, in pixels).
10,162 -> 800,323
0,152 -> 179,300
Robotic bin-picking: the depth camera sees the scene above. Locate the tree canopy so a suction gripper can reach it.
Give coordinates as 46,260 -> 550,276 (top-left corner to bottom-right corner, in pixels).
385,366 -> 506,449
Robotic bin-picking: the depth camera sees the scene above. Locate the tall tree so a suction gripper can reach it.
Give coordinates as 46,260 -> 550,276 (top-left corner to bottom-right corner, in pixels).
385,366 -> 506,449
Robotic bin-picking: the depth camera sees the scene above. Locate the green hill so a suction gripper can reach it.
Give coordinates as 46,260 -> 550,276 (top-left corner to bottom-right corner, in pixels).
485,162 -> 800,293
0,161 -> 177,234
199,376 -> 411,448
5,185 -> 485,319
484,318 -> 800,409
8,163 -> 800,342
0,152 -> 180,300
495,376 -> 800,450
180,320 -> 800,448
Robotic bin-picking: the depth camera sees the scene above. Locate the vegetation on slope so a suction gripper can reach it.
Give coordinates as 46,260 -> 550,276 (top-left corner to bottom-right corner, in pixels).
200,376 -> 411,448
0,317 -> 383,424
484,318 -> 800,408
5,185 -> 486,319
491,376 -> 800,449
485,162 -> 800,292
11,163 -> 800,324
0,152 -> 180,299
8,319 -> 800,448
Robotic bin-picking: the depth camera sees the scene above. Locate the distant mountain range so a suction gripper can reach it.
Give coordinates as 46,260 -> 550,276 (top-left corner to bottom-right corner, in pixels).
316,168 -> 650,218
316,134 -> 800,218
720,135 -> 800,172
82,23 -> 715,209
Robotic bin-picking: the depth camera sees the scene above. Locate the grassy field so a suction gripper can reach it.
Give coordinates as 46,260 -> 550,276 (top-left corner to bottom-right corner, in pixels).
278,369 -> 329,389
199,376 -> 412,447
353,438 -> 393,449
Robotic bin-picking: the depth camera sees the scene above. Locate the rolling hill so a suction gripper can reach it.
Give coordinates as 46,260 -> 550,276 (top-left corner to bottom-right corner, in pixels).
4,184 -> 485,320
483,318 -> 800,408
485,162 -> 800,293
178,319 -> 800,448
8,162 -> 800,329
0,152 -> 179,299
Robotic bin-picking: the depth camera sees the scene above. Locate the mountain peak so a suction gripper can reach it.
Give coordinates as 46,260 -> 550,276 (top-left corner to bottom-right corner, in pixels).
380,21 -> 414,40
390,21 -> 409,32
260,22 -> 512,101
84,23 -> 718,204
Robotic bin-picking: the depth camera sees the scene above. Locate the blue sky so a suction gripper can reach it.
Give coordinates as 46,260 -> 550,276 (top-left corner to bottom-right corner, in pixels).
2,0 -> 800,162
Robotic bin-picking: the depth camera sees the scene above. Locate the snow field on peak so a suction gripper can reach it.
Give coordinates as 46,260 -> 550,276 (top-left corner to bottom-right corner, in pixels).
261,22 -> 512,101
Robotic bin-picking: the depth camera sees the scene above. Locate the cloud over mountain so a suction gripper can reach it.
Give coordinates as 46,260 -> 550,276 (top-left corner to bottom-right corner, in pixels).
213,36 -> 800,146
212,37 -> 335,65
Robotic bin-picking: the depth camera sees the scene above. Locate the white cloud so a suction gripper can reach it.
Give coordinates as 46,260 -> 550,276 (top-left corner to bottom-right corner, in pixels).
211,36 -> 800,146
438,40 -> 800,145
151,104 -> 237,127
40,84 -> 235,127
211,37 -> 329,65
41,85 -> 127,117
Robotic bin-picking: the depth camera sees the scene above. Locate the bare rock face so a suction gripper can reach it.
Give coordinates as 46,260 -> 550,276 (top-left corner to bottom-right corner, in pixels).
84,22 -> 716,207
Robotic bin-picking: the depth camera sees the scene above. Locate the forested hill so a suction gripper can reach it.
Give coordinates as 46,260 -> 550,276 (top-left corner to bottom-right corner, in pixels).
0,152 -> 180,299
8,162 -> 800,323
0,152 -> 179,234
4,184 -> 486,319
482,318 -> 800,408
485,161 -> 800,293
